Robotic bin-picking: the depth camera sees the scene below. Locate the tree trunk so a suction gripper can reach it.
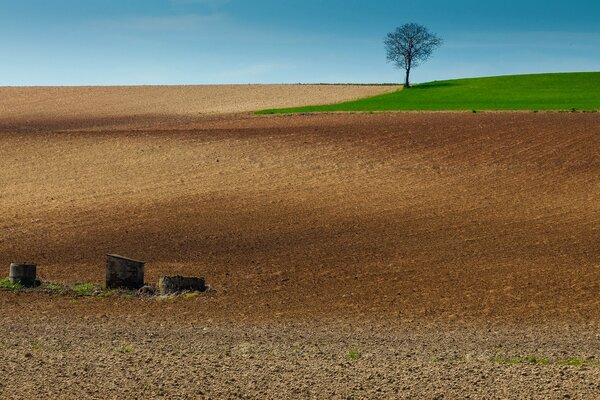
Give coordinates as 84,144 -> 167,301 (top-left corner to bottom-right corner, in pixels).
404,67 -> 411,88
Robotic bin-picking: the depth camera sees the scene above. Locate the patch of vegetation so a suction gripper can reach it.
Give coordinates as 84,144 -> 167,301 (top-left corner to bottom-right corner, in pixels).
347,350 -> 361,361
525,356 -> 550,365
258,72 -> 600,113
556,358 -> 600,367
72,283 -> 99,297
117,344 -> 135,354
42,283 -> 68,294
0,277 -> 20,290
97,290 -> 115,298
71,284 -> 131,298
31,342 -> 44,351
495,356 -> 598,366
0,279 -> 180,300
495,357 -> 524,365
181,291 -> 200,299
0,277 -> 23,291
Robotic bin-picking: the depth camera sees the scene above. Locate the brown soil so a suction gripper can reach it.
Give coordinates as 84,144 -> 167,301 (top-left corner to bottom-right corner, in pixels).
1,100 -> 600,398
0,84 -> 395,122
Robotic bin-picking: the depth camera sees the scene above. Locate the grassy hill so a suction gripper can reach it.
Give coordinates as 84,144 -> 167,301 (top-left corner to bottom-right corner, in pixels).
257,72 -> 600,114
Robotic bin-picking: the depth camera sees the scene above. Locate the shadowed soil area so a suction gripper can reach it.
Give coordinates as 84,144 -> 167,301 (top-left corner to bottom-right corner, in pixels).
1,111 -> 599,398
2,112 -> 599,322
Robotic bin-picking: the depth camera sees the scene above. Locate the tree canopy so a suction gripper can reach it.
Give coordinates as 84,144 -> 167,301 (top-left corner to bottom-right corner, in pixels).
384,23 -> 442,87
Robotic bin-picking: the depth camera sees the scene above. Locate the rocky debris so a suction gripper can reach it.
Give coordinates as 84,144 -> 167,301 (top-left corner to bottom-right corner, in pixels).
137,285 -> 156,296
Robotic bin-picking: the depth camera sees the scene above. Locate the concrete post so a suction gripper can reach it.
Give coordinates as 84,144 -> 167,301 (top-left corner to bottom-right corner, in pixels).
9,263 -> 38,287
106,255 -> 144,289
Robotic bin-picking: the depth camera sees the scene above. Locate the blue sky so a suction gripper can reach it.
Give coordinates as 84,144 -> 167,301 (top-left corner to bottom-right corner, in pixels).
1,0 -> 599,85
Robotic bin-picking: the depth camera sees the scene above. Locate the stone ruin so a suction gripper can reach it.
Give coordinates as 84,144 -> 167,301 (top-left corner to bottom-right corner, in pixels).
158,275 -> 206,294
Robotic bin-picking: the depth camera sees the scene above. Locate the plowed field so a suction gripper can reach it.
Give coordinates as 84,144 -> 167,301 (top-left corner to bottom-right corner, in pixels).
1,88 -> 599,398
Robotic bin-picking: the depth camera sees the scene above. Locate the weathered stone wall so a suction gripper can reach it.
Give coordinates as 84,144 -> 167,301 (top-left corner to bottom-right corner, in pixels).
158,276 -> 206,294
106,255 -> 145,289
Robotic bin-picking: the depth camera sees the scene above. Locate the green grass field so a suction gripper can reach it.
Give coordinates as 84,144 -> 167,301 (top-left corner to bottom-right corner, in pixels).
257,72 -> 600,114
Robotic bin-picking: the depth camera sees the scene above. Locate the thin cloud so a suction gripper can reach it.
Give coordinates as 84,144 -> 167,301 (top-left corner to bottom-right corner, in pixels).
224,63 -> 290,78
92,13 -> 224,32
170,0 -> 230,7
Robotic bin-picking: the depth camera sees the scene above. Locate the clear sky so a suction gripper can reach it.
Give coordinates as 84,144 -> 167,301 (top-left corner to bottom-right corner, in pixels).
1,0 -> 599,86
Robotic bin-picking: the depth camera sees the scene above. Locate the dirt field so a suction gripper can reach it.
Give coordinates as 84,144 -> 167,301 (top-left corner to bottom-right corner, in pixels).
1,89 -> 600,398
0,84 -> 395,123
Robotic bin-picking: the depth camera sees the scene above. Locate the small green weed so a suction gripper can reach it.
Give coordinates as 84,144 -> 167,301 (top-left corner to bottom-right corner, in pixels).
97,290 -> 115,298
347,350 -> 361,361
556,359 -> 600,366
118,344 -> 134,354
31,342 -> 44,351
182,291 -> 200,299
72,283 -> 98,297
0,277 -> 23,291
525,356 -> 550,365
43,283 -> 67,294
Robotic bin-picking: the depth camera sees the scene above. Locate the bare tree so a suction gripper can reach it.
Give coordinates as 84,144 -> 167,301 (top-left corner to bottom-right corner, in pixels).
384,23 -> 442,88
